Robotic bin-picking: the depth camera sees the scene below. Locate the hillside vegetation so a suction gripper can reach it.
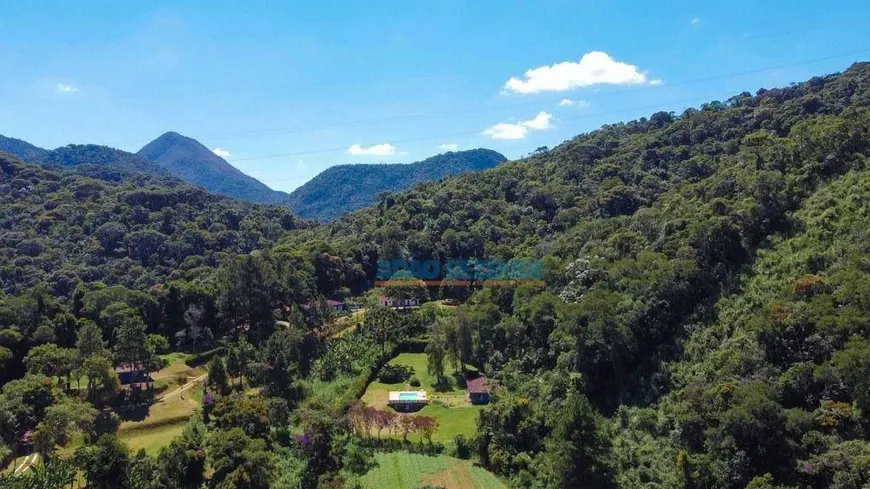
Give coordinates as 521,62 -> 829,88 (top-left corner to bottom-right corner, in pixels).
2,63 -> 870,489
274,62 -> 870,488
284,149 -> 507,220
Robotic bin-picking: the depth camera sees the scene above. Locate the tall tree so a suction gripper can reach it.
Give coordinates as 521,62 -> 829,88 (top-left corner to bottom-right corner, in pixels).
537,393 -> 615,489
74,434 -> 131,489
207,428 -> 274,489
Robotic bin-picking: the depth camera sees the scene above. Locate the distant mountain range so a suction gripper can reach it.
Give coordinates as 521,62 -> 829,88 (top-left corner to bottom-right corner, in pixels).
283,149 -> 507,221
0,134 -> 48,161
1,132 -> 506,220
0,134 -> 170,177
138,132 -> 290,204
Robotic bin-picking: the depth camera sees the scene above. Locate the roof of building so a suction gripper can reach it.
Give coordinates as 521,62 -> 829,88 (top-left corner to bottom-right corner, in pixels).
466,375 -> 491,394
114,362 -> 147,373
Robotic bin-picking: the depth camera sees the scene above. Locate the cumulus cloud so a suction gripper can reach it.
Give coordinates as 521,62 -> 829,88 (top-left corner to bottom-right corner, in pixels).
347,143 -> 397,156
504,51 -> 650,94
483,111 -> 553,140
55,83 -> 78,93
522,111 -> 553,130
438,143 -> 459,151
213,148 -> 232,158
559,98 -> 591,108
691,17 -> 701,25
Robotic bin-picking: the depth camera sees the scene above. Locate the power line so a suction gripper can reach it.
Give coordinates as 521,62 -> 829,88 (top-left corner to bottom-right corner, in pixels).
97,49 -> 870,149
247,93 -> 729,177
103,48 -> 868,148
107,19 -> 866,104
228,47 -> 868,169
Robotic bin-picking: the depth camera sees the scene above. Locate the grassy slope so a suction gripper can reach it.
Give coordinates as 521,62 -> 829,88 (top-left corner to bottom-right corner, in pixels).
359,452 -> 505,489
117,354 -> 206,455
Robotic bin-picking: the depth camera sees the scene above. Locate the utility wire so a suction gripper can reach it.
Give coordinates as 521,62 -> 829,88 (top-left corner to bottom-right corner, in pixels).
102,48 -> 869,147
246,92 -> 732,181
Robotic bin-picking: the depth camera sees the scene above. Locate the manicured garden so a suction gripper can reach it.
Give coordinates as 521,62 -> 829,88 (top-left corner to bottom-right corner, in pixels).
360,353 -> 484,444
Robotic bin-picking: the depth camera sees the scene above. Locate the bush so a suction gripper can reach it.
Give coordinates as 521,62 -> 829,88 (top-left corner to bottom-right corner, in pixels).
452,434 -> 471,459
379,364 -> 414,384
409,376 -> 421,387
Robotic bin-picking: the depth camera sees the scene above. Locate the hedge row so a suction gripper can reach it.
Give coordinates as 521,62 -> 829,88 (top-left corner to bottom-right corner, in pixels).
185,347 -> 226,367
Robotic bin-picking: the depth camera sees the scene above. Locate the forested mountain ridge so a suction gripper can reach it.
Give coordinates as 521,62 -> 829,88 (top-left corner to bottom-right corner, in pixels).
138,131 -> 291,204
0,153 -> 303,297
0,134 -> 48,161
283,148 -> 507,220
0,137 -> 170,177
271,62 -> 870,487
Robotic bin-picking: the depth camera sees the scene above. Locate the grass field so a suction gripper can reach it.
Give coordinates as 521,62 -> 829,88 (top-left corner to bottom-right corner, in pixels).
361,353 -> 484,444
359,452 -> 505,489
117,353 -> 206,455
329,308 -> 366,338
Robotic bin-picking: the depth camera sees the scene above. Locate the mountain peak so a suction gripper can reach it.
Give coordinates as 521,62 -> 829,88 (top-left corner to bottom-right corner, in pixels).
138,132 -> 289,204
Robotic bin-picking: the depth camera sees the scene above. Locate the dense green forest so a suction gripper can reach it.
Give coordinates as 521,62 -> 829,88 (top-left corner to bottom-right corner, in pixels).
2,62 -> 870,489
284,149 -> 507,220
0,135 -> 49,162
0,137 -> 173,178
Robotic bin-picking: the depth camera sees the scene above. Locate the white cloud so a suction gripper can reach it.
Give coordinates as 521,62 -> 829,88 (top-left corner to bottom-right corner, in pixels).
438,143 -> 459,152
522,111 -> 553,130
483,123 -> 528,140
347,143 -> 397,156
55,83 -> 78,93
504,51 -> 650,94
483,111 -> 554,140
213,148 -> 232,158
691,17 -> 701,25
649,79 -> 664,86
559,98 -> 591,108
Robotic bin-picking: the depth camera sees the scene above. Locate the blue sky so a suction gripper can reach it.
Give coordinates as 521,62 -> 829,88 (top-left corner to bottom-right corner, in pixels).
1,1 -> 868,192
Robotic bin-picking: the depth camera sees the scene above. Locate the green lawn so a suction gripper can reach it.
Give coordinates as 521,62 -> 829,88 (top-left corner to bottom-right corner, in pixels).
361,353 -> 484,444
359,452 -> 504,489
116,354 -> 206,455
119,422 -> 187,456
362,353 -> 468,405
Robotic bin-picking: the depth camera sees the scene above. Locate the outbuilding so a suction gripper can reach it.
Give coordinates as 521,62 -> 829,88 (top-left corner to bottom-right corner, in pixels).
466,374 -> 491,404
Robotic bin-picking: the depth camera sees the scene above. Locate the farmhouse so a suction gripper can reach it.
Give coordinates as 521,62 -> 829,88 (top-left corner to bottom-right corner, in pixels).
301,297 -> 362,312
378,296 -> 420,309
387,390 -> 429,412
466,374 -> 491,404
115,362 -> 153,387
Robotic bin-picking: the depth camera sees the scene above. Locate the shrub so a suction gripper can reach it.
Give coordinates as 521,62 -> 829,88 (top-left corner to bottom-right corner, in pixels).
409,376 -> 421,387
185,347 -> 226,367
452,434 -> 471,459
378,364 -> 414,384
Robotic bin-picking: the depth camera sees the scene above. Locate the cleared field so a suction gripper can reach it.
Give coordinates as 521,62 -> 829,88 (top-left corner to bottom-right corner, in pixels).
359,452 -> 504,489
117,354 -> 206,455
361,353 -> 484,444
119,422 -> 187,456
329,308 -> 366,338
